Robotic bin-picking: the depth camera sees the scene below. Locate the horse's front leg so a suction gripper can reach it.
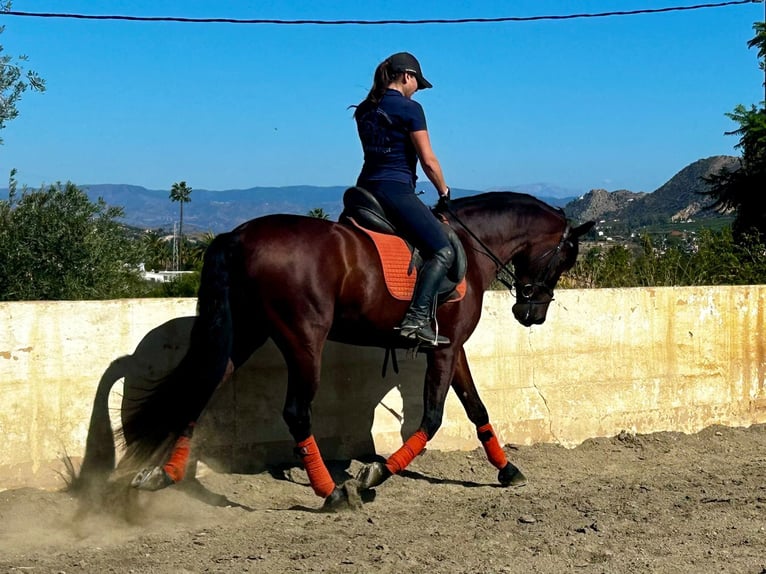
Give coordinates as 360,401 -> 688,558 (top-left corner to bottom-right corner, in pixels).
357,349 -> 456,490
451,347 -> 527,487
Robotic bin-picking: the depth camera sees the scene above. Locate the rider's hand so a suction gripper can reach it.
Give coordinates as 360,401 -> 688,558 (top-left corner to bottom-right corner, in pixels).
437,188 -> 451,210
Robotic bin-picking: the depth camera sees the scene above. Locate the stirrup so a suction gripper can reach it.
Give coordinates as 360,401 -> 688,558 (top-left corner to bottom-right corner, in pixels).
398,324 -> 450,347
416,328 -> 450,347
395,319 -> 425,337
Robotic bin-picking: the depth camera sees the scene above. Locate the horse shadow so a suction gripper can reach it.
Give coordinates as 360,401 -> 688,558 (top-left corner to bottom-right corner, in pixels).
83,316 -> 429,505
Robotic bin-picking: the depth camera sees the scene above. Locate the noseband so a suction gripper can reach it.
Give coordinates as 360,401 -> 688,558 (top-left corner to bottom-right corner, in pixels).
441,202 -> 570,306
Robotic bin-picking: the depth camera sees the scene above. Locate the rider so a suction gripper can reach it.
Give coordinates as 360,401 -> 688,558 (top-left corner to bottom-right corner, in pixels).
353,51 -> 454,347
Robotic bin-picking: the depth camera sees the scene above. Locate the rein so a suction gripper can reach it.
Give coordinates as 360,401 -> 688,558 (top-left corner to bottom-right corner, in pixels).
439,200 -> 569,304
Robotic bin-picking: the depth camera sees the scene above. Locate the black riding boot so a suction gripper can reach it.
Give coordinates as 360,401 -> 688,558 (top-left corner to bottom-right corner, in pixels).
397,246 -> 454,347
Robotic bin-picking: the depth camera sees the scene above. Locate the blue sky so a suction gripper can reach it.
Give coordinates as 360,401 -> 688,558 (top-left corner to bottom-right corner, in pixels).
1,1 -> 763,195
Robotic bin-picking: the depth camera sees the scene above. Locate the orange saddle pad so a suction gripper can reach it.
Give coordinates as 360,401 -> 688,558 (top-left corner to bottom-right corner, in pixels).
350,218 -> 466,302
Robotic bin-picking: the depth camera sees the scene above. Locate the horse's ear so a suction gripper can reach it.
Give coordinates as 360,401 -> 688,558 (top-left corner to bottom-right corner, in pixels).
570,221 -> 595,239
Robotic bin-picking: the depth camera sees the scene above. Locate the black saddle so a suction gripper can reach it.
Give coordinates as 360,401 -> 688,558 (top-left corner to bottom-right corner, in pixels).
338,186 -> 468,299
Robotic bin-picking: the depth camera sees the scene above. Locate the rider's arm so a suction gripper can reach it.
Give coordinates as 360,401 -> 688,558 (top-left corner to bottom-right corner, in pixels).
410,130 -> 450,198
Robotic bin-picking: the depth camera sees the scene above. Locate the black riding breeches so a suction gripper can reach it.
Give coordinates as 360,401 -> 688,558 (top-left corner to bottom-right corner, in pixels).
358,180 -> 452,259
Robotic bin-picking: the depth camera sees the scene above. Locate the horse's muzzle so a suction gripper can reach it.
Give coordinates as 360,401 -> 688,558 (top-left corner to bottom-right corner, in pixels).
512,302 -> 549,327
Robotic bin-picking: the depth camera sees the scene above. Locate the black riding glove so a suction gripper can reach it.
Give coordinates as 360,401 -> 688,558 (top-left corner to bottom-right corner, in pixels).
437,188 -> 451,211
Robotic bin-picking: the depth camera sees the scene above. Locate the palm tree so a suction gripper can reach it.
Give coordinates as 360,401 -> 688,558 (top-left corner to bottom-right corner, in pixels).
748,21 -> 765,103
169,181 -> 192,269
141,230 -> 171,271
703,21 -> 766,241
188,231 -> 216,270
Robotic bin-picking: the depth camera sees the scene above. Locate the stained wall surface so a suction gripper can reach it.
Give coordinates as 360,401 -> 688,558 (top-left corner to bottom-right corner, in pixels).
1,287 -> 764,489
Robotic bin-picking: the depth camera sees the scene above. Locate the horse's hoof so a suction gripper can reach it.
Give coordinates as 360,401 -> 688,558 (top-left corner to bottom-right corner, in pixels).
322,486 -> 347,511
498,462 -> 527,487
322,480 -> 362,512
130,466 -> 175,491
356,461 -> 391,491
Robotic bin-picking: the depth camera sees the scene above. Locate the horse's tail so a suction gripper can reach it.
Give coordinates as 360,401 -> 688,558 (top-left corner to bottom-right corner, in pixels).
71,355 -> 135,492
120,232 -> 237,466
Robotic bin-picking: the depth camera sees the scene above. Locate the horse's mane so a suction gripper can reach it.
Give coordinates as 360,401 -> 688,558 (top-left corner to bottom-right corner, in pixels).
450,191 -> 565,220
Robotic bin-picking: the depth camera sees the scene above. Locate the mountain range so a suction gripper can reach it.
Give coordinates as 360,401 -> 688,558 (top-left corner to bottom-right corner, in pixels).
0,156 -> 738,233
0,182 -> 578,234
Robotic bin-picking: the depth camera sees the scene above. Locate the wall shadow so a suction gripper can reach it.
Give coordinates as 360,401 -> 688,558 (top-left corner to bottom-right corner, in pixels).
110,316 -> 427,474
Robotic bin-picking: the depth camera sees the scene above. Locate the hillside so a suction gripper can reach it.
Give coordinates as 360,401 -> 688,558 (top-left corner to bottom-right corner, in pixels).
562,188 -> 646,224
563,155 -> 739,228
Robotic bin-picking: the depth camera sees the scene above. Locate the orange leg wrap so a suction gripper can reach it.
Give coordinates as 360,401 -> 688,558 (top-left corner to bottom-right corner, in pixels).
296,436 -> 336,498
385,430 -> 429,475
163,423 -> 195,483
477,423 -> 508,470
163,435 -> 192,483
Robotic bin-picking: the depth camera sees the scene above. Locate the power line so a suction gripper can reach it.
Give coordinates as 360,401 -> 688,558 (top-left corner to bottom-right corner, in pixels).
0,1 -> 761,26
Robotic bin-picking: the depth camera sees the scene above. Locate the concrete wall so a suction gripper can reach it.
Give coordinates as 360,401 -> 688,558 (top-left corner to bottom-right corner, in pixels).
1,287 -> 765,490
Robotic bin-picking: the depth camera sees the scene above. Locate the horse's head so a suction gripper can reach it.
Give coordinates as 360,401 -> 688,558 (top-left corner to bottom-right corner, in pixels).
511,220 -> 594,326
442,192 -> 594,327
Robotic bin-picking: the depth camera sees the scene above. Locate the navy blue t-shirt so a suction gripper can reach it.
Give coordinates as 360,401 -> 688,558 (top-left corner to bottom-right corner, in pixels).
355,89 -> 428,188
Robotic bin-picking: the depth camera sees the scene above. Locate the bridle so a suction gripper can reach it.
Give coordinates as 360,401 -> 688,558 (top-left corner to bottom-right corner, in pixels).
440,201 -> 571,306
512,228 -> 571,304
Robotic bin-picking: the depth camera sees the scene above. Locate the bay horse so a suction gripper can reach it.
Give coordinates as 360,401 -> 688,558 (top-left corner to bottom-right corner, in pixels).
82,191 -> 593,510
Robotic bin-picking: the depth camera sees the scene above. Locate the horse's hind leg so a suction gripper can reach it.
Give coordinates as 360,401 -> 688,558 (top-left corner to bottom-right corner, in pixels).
131,358 -> 238,491
132,329 -> 265,491
276,340 -> 346,508
161,330 -> 266,483
450,348 -> 526,487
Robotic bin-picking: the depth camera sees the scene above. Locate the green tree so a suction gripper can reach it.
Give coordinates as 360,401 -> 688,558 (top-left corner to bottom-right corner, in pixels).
141,229 -> 172,271
1,1 -> 46,143
0,181 -> 145,300
691,227 -> 766,285
565,229 -> 766,289
307,207 -> 330,220
704,21 -> 766,241
187,231 -> 215,270
145,270 -> 200,298
169,181 -> 192,269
